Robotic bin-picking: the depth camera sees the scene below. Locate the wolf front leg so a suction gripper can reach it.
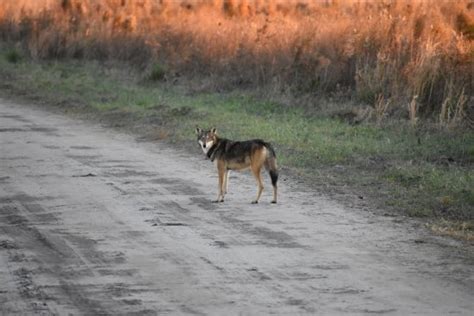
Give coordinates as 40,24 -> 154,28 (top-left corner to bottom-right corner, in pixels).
224,170 -> 230,194
214,162 -> 226,203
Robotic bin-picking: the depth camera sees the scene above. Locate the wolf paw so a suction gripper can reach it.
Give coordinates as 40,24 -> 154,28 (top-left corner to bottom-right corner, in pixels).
251,200 -> 258,204
271,200 -> 277,204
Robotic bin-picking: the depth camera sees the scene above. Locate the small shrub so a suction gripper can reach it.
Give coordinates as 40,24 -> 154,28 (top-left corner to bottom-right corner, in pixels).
5,49 -> 21,63
408,208 -> 433,217
148,63 -> 166,81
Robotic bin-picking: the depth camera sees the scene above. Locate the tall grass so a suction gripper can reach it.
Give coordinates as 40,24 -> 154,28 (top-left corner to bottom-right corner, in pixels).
0,0 -> 472,125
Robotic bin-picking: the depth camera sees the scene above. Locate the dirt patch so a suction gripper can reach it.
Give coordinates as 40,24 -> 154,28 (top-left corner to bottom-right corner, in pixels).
65,154 -> 102,162
70,146 -> 96,150
0,113 -> 32,123
189,197 -> 218,211
29,126 -> 58,133
217,212 -> 304,248
42,145 -> 61,149
0,194 -> 54,204
160,201 -> 190,214
0,127 -> 26,132
104,170 -> 158,178
0,239 -> 18,249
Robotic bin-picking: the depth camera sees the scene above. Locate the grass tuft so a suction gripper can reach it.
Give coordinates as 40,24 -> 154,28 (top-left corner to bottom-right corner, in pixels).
148,63 -> 166,82
429,220 -> 474,241
4,48 -> 21,63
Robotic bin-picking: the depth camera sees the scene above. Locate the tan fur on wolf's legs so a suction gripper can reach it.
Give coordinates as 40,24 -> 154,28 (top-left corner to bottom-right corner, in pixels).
271,186 -> 277,203
214,162 -> 226,203
224,170 -> 230,194
251,166 -> 264,204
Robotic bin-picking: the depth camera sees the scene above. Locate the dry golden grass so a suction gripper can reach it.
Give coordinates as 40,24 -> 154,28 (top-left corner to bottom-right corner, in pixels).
0,0 -> 473,124
429,220 -> 474,242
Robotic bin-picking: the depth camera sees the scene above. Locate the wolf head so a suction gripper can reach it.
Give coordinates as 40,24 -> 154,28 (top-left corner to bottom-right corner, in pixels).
195,127 -> 217,154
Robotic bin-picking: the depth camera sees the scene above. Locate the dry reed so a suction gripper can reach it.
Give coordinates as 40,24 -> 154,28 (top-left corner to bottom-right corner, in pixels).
0,0 -> 472,124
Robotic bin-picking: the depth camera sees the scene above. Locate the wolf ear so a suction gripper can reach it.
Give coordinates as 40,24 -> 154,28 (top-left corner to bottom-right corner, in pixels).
195,126 -> 202,135
211,127 -> 217,134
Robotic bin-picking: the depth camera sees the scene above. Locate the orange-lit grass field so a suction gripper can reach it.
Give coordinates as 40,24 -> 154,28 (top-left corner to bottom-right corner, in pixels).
0,0 -> 473,124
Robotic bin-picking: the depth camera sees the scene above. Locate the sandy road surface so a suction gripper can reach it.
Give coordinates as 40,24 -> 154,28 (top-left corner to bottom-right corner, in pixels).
0,100 -> 473,315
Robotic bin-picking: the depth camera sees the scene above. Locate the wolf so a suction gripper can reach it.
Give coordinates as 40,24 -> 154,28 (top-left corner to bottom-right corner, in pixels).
195,127 -> 278,204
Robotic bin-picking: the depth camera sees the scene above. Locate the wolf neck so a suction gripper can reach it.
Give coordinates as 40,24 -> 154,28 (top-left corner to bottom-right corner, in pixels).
206,137 -> 222,162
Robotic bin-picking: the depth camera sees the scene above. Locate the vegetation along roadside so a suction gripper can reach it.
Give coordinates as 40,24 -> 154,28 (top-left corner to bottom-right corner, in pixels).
0,50 -> 472,241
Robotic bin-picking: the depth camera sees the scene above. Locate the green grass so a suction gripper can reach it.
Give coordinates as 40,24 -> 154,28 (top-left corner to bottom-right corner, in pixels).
383,166 -> 473,218
0,53 -> 472,230
147,63 -> 166,81
4,48 -> 21,63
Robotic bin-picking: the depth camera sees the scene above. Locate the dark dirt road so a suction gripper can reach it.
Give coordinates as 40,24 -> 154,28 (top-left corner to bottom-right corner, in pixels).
0,100 -> 473,315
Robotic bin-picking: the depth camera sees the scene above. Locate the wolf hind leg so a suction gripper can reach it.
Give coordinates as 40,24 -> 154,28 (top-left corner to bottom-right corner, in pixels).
265,156 -> 278,204
251,166 -> 264,204
269,169 -> 278,203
